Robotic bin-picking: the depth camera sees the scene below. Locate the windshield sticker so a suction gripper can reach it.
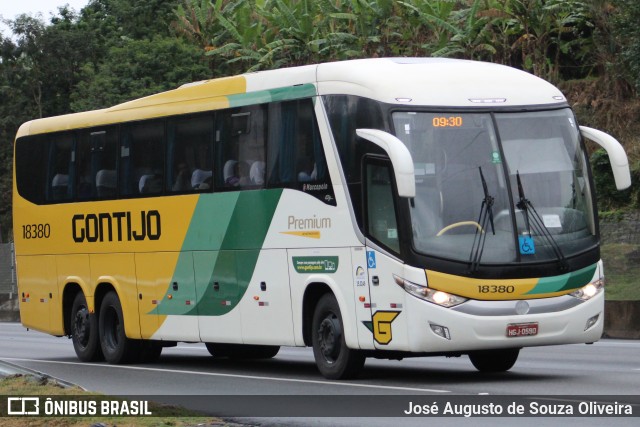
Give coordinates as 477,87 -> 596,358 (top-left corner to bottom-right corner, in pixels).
543,214 -> 562,228
292,256 -> 338,273
519,235 -> 536,255
491,151 -> 502,164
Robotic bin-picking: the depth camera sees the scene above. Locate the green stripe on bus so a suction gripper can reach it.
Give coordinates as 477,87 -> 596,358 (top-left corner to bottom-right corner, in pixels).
155,189 -> 283,316
525,264 -> 597,295
227,84 -> 316,107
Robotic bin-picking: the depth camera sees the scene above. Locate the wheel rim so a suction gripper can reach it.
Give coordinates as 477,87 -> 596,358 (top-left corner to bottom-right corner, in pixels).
73,306 -> 90,348
318,314 -> 342,364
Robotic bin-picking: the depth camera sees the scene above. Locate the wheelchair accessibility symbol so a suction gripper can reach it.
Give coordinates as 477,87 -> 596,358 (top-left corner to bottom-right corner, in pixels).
518,235 -> 535,255
367,251 -> 377,268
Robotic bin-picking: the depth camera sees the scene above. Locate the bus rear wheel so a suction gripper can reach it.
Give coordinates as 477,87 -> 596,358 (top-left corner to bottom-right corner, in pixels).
99,291 -> 139,364
205,343 -> 279,359
311,294 -> 365,379
469,348 -> 520,372
70,292 -> 103,362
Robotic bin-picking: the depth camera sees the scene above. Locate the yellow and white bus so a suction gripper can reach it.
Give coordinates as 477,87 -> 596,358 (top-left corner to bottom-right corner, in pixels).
13,58 -> 631,379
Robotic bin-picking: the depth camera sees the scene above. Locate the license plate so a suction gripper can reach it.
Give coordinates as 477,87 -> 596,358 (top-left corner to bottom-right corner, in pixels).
506,322 -> 538,337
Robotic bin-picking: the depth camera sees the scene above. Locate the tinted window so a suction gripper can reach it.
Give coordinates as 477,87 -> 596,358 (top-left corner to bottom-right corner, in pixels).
267,98 -> 334,205
216,105 -> 267,190
167,115 -> 214,192
120,121 -> 165,196
46,133 -> 75,203
77,127 -> 118,200
15,135 -> 47,204
15,98 -> 332,205
324,95 -> 386,221
365,160 -> 400,254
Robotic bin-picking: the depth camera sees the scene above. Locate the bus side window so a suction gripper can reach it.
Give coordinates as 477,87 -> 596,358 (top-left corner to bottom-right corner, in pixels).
15,135 -> 47,205
167,114 -> 214,192
77,128 -> 118,200
365,160 -> 400,254
266,98 -> 333,204
120,121 -> 165,196
46,133 -> 75,203
216,106 -> 266,190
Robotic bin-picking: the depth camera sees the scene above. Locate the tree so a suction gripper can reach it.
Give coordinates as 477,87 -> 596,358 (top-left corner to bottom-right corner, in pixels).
71,36 -> 211,111
611,0 -> 640,94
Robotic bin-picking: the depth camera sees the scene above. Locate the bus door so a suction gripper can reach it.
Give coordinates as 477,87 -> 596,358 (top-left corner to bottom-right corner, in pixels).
363,158 -> 410,350
350,246 -> 377,350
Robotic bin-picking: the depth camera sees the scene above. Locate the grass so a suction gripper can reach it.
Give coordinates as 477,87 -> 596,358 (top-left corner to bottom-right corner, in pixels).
600,243 -> 640,300
0,375 -> 224,427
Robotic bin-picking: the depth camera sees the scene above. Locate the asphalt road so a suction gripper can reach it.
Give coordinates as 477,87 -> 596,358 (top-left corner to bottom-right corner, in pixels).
1,322 -> 639,426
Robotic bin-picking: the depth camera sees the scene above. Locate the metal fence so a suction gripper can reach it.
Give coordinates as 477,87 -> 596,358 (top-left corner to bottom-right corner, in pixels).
0,243 -> 16,295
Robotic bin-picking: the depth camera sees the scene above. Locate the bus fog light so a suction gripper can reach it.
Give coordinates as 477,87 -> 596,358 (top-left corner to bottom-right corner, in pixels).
430,323 -> 451,340
584,314 -> 599,331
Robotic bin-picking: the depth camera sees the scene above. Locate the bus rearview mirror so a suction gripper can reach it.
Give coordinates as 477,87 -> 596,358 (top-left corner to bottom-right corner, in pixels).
356,128 -> 416,198
580,126 -> 631,191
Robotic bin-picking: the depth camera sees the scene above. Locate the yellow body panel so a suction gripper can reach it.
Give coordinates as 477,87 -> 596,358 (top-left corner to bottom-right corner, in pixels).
428,269 -> 541,300
14,195 -> 199,337
90,253 -> 140,339
16,256 -> 59,334
13,196 -> 198,256
135,253 -> 177,339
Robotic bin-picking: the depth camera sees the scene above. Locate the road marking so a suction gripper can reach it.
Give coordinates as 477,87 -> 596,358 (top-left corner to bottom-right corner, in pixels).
3,357 -> 451,394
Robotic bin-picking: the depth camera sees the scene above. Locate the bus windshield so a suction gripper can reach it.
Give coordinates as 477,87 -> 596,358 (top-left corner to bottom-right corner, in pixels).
392,109 -> 597,265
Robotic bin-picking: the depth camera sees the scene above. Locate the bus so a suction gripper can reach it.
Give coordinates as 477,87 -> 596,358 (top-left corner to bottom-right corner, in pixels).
13,58 -> 631,379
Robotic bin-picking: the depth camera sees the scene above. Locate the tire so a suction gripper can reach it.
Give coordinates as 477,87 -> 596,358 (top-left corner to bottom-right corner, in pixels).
205,343 -> 279,359
469,348 -> 520,373
70,292 -> 103,362
98,291 -> 139,364
311,294 -> 365,379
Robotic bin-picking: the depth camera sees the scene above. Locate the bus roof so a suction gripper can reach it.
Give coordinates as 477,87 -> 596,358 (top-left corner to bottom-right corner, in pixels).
314,58 -> 566,107
16,58 -> 566,138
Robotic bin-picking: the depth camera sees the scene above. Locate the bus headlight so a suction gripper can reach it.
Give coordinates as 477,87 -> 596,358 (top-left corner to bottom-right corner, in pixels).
570,278 -> 604,301
394,275 -> 467,307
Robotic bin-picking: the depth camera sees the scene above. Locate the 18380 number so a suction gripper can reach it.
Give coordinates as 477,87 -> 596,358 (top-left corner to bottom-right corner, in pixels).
478,285 -> 515,294
22,223 -> 51,239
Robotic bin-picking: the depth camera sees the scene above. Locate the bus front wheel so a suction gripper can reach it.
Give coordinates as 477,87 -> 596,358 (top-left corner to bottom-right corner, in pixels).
70,292 -> 103,362
469,348 -> 520,372
99,291 -> 139,364
311,294 -> 365,379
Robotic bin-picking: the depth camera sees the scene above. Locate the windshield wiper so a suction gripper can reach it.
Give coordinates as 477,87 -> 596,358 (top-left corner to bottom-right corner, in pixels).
468,167 -> 495,273
516,171 -> 567,270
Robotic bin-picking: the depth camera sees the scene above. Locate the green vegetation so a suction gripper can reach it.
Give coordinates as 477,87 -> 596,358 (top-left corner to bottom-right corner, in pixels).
1,0 -> 638,249
0,374 -> 218,426
601,243 -> 640,300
